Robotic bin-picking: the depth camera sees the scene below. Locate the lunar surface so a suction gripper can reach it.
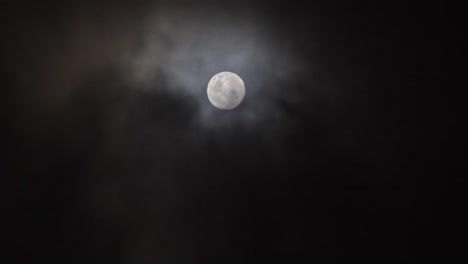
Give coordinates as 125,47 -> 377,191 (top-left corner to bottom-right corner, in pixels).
207,71 -> 245,110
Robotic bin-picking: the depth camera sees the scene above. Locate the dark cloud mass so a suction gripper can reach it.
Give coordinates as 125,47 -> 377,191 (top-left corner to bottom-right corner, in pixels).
1,1 -> 457,264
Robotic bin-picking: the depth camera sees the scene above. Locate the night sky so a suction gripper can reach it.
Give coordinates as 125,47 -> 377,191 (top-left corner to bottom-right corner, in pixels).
1,1 -> 458,263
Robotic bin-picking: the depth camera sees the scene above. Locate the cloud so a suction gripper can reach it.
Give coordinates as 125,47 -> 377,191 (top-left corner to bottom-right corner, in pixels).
123,5 -> 307,132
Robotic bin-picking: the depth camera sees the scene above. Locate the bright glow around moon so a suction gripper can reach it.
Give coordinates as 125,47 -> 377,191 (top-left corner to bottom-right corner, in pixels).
207,71 -> 245,110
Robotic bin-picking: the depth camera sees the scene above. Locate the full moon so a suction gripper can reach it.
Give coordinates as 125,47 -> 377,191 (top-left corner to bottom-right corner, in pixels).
207,71 -> 245,110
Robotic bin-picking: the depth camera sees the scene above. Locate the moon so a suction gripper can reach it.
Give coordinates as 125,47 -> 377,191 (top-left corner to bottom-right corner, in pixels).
207,71 -> 245,110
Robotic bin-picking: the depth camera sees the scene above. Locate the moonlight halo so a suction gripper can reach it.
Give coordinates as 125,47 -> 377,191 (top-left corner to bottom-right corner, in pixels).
207,71 -> 246,110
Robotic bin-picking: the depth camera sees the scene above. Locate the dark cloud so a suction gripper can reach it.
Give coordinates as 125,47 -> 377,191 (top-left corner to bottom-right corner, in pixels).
1,1 -> 454,264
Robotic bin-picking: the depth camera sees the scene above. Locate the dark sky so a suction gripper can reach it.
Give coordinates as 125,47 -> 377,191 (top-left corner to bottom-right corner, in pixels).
1,1 -> 458,263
